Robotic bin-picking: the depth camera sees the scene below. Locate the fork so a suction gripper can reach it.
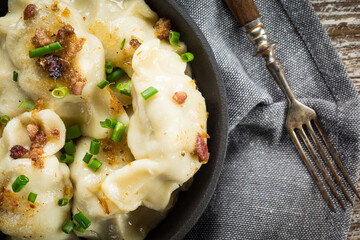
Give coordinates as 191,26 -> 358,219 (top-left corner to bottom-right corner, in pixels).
224,0 -> 360,211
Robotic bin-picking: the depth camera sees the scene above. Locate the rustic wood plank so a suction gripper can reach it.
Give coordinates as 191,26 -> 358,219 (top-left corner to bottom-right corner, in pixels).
309,0 -> 360,238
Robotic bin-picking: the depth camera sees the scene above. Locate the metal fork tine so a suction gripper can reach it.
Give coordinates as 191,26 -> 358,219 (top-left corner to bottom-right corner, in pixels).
306,122 -> 353,205
288,130 -> 336,212
298,127 -> 345,209
314,119 -> 360,200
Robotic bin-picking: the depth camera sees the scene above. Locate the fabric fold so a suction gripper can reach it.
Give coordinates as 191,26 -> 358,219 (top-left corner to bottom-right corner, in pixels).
174,0 -> 360,239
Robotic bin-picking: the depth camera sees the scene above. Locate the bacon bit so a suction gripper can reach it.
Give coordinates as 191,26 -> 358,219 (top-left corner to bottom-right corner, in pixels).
29,148 -> 44,169
181,152 -> 185,157
51,2 -> 58,12
61,8 -> 70,18
10,145 -> 28,159
196,133 -> 209,163
37,55 -> 63,80
83,16 -> 86,21
129,38 -> 141,49
29,204 -> 36,208
154,18 -> 171,40
34,98 -> 44,112
32,28 -> 52,48
24,4 -> 36,20
27,124 -> 40,141
172,91 -> 188,105
56,24 -> 75,45
50,129 -> 60,139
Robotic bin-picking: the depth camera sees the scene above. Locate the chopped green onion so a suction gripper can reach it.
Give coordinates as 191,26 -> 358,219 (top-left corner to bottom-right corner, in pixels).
0,115 -> 10,126
88,158 -> 102,172
66,124 -> 82,140
107,68 -> 125,82
105,61 -> 114,74
89,139 -> 100,155
75,224 -> 86,233
28,192 -> 37,203
64,140 -> 76,154
73,212 -> 91,229
29,42 -> 64,58
141,86 -> 158,100
12,175 -> 29,192
13,71 -> 18,82
82,152 -> 93,164
51,87 -> 68,99
169,31 -> 180,47
62,220 -> 75,234
58,198 -> 69,206
60,153 -> 75,164
180,52 -> 194,62
18,100 -> 35,111
97,80 -> 110,89
100,118 -> 117,129
120,38 -> 126,50
111,121 -> 126,142
116,80 -> 131,96
120,88 -> 131,96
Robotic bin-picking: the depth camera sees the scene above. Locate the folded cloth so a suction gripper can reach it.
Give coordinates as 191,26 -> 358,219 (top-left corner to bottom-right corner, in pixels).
174,0 -> 360,239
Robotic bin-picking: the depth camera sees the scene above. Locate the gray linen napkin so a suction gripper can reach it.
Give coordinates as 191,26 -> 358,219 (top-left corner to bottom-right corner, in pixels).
174,0 -> 360,239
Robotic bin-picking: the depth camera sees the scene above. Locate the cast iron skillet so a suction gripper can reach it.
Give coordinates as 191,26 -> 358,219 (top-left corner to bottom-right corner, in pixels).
0,1 -> 228,239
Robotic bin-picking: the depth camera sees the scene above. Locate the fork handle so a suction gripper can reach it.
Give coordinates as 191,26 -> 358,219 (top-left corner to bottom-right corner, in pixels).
224,0 -> 297,103
223,0 -> 260,26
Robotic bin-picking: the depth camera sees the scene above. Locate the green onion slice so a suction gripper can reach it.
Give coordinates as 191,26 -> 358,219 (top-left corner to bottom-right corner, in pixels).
75,224 -> 85,233
82,152 -> 93,164
51,87 -> 68,99
97,80 -> 110,89
105,61 -> 114,74
88,158 -> 102,172
169,31 -> 180,47
60,153 -> 75,164
66,124 -> 82,140
73,212 -> 91,229
100,118 -> 117,129
111,121 -> 126,142
107,68 -> 125,82
180,52 -> 194,62
120,38 -> 126,50
64,140 -> 76,155
62,220 -> 75,234
0,115 -> 10,126
116,80 -> 132,96
12,175 -> 29,192
89,139 -> 101,155
18,100 -> 35,111
28,192 -> 37,203
29,42 -> 64,58
141,86 -> 158,100
13,71 -> 18,82
58,198 -> 69,206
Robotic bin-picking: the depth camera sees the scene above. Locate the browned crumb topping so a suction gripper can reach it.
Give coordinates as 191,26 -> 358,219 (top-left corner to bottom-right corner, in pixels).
172,91 -> 188,105
129,38 -> 142,50
154,18 -> 171,40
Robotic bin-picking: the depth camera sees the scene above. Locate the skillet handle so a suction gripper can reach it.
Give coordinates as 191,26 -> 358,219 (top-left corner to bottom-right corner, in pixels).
223,0 -> 260,27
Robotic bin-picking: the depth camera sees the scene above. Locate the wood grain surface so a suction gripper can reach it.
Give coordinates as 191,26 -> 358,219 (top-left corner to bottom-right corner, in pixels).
309,0 -> 360,238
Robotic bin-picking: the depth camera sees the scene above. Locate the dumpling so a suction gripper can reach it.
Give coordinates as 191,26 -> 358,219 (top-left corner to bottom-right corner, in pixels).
87,0 -> 186,77
101,39 -> 209,212
3,0 -> 129,139
70,137 -> 166,239
0,110 -> 74,240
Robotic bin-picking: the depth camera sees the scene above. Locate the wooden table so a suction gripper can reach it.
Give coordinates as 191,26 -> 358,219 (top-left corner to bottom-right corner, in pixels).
309,0 -> 360,238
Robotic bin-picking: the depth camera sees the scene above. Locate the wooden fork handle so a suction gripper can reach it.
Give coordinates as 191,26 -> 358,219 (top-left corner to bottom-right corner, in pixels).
224,0 -> 260,26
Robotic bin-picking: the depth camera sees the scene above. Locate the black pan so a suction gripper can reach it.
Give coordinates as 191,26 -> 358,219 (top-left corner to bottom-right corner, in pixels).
0,1 -> 228,239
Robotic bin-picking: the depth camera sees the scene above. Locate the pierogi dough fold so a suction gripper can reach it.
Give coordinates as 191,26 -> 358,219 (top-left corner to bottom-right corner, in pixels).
0,110 -> 74,240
